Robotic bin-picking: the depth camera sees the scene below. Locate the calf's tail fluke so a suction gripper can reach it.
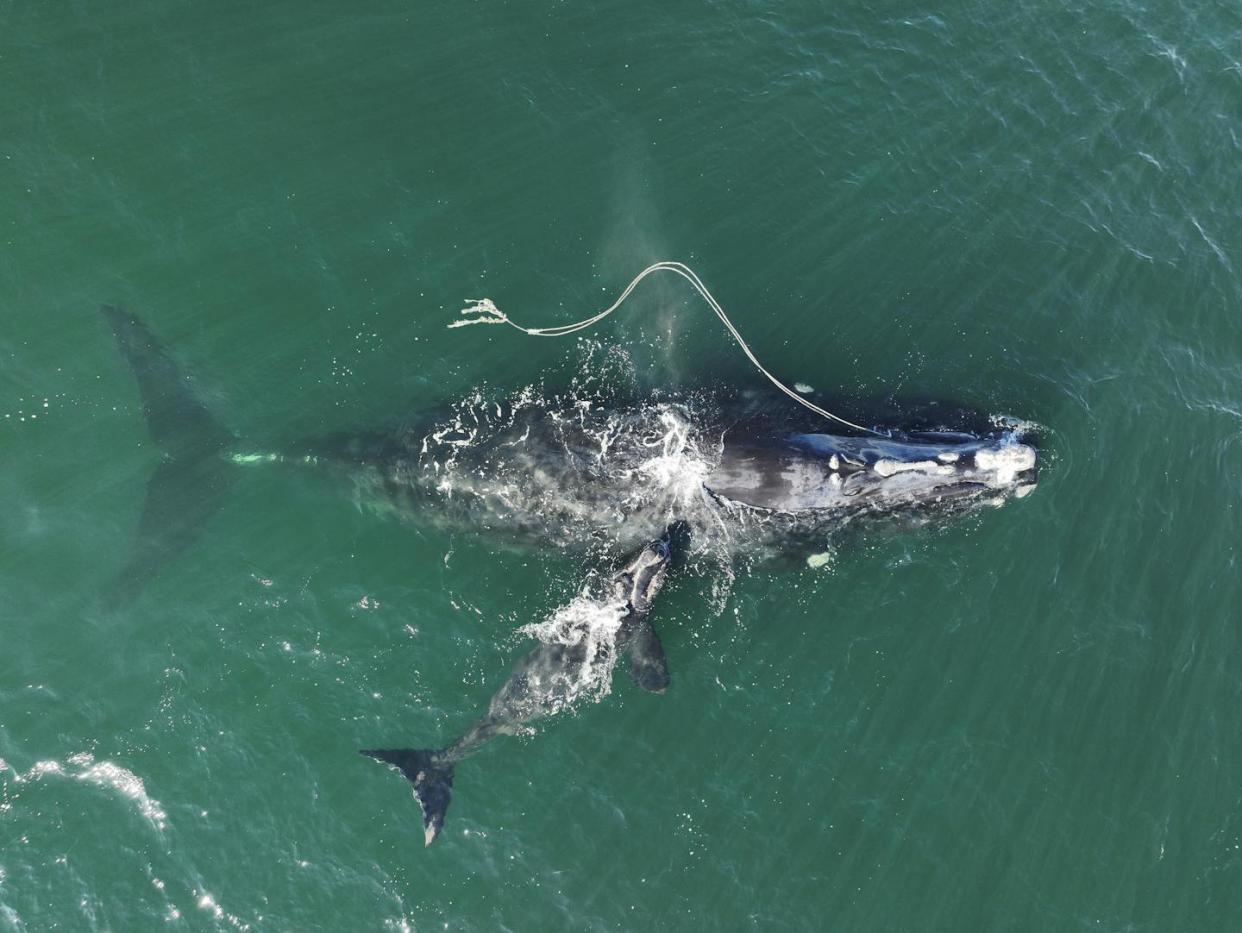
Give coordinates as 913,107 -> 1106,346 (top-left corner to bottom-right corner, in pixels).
101,306 -> 235,604
360,747 -> 455,847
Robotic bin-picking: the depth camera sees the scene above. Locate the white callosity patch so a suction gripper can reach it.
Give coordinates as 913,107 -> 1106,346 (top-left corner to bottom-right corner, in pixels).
850,430 -> 1036,492
974,439 -> 1038,485
873,458 -> 955,478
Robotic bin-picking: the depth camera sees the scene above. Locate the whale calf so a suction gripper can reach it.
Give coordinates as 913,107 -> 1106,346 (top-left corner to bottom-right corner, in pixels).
363,521 -> 689,846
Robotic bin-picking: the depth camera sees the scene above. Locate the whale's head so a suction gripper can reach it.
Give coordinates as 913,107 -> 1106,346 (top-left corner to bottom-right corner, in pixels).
614,521 -> 691,613
705,424 -> 1038,516
792,427 -> 1038,508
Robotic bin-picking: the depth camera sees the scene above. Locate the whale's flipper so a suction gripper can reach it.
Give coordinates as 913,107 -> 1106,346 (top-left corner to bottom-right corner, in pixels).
624,617 -> 670,693
101,306 -> 234,603
618,519 -> 685,694
360,748 -> 455,847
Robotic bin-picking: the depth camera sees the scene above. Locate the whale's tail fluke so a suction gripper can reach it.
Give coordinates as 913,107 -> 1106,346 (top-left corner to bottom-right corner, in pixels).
360,748 -> 455,846
101,306 -> 234,604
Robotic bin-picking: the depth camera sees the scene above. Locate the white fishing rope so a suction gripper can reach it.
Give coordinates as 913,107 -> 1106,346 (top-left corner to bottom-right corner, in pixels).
449,260 -> 881,436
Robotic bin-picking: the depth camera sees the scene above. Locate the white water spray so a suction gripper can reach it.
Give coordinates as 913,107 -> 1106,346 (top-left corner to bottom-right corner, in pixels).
518,589 -> 633,710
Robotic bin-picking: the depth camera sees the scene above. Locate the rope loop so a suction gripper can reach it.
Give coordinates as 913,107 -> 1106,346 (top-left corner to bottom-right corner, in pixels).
449,261 -> 880,436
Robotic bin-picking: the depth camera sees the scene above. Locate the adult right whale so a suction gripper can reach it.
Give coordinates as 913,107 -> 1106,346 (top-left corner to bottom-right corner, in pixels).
101,304 -> 1038,587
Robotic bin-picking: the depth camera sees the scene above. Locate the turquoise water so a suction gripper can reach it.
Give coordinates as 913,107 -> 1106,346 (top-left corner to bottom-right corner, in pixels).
3,1 -> 1241,930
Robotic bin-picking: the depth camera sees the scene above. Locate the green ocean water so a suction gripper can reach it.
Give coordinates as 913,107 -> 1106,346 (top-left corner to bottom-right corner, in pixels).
3,1 -> 1241,930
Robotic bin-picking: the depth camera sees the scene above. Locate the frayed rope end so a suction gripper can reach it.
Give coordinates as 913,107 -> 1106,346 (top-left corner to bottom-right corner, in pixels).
448,298 -> 508,329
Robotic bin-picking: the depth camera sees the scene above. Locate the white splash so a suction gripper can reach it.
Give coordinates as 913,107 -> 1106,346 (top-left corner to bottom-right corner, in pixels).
1,753 -> 167,832
519,590 -> 632,710
631,406 -> 713,512
197,893 -> 224,919
193,891 -> 250,930
2,758 -> 63,782
70,754 -> 168,831
0,904 -> 23,932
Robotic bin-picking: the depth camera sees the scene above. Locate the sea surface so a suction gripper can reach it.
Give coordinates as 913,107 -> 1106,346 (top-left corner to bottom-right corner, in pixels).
3,1 -> 1241,930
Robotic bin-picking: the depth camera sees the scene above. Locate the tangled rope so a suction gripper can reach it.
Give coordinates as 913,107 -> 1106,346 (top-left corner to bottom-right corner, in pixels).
449,260 -> 880,436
